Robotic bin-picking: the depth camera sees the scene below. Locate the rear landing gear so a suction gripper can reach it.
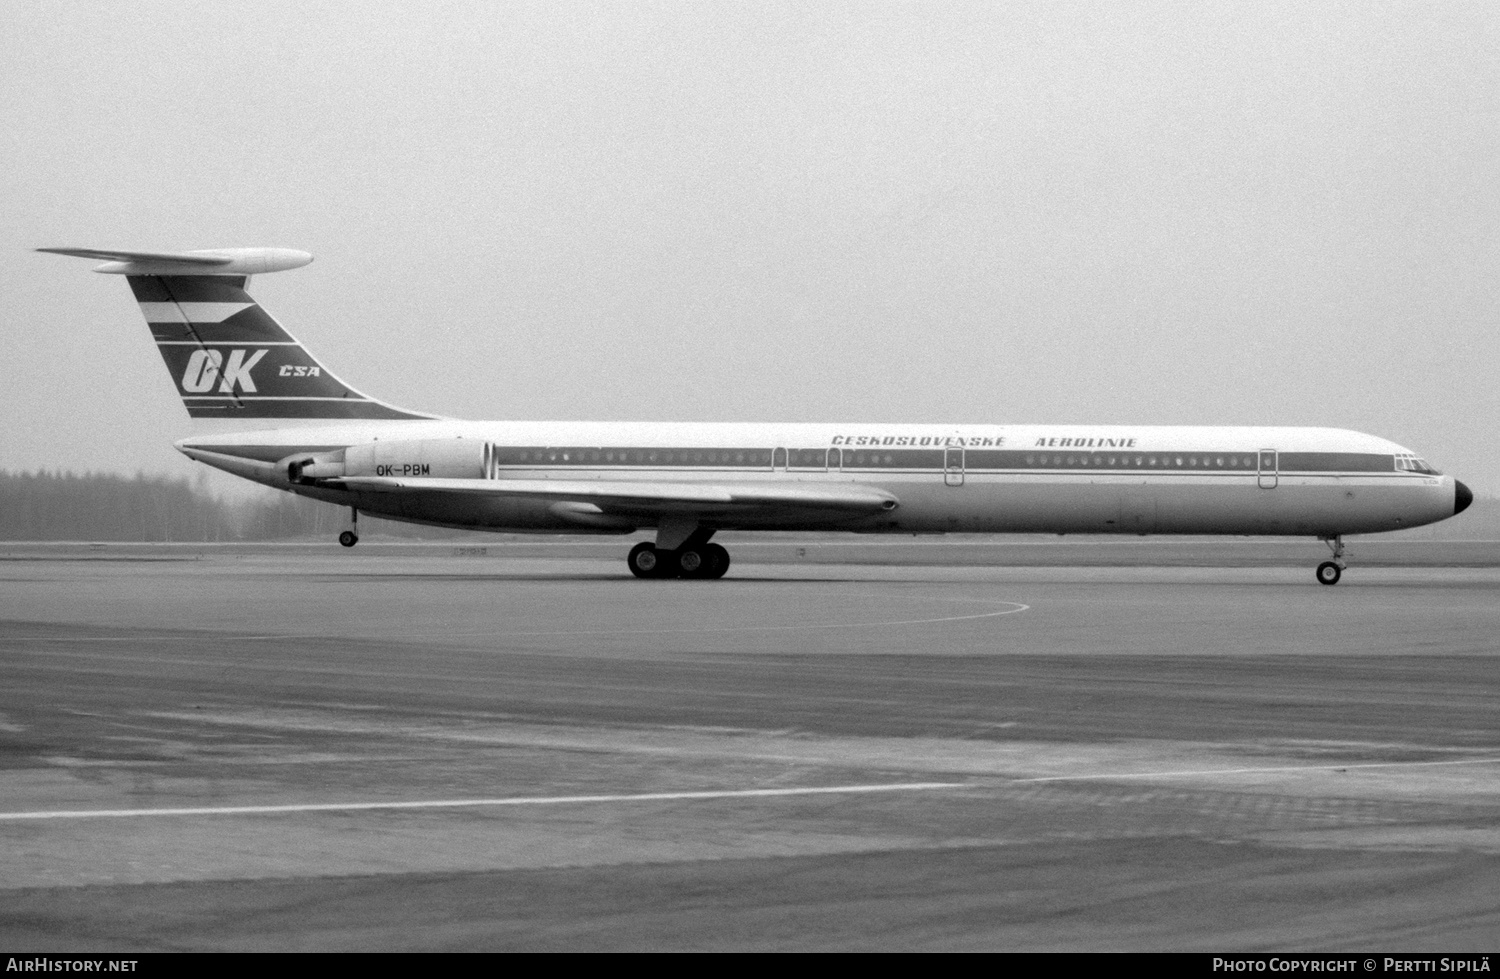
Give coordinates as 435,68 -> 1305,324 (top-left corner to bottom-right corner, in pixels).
674,542 -> 730,580
628,542 -> 661,578
626,541 -> 731,580
704,543 -> 730,579
1316,536 -> 1346,585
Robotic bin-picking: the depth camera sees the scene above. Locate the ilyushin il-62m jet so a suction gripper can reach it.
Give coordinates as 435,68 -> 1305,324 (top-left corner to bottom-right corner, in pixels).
43,246 -> 1473,584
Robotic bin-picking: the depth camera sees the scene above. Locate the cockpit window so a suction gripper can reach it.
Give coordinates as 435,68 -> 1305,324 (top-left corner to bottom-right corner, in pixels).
1396,454 -> 1441,475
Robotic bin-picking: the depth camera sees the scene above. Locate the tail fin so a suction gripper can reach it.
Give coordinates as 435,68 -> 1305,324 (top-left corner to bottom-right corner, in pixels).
39,247 -> 432,421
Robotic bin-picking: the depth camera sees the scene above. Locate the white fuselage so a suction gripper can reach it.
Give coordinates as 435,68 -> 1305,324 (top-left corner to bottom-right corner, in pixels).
178,421 -> 1460,538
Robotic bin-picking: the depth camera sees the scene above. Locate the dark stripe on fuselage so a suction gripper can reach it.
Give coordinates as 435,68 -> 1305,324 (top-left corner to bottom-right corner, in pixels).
1276,452 -> 1396,473
188,444 -> 350,463
182,399 -> 422,420
493,446 -> 777,468
200,442 -> 1405,474
487,446 -> 1398,474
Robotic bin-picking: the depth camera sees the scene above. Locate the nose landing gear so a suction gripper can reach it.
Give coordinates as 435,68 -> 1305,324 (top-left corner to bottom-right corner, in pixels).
338,508 -> 359,548
1316,536 -> 1346,585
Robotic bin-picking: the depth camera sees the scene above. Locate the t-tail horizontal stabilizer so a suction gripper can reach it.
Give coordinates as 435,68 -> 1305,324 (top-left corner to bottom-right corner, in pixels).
36,247 -> 313,276
40,246 -> 433,421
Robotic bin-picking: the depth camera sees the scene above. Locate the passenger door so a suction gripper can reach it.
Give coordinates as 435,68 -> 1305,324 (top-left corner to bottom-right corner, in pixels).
944,446 -> 965,487
1258,449 -> 1278,489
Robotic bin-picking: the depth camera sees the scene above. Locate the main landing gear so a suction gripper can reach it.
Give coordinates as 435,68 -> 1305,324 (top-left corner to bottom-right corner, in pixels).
1316,536 -> 1346,586
627,541 -> 731,580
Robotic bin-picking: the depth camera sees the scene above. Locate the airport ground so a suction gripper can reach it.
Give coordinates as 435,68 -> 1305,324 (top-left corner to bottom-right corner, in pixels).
0,538 -> 1497,951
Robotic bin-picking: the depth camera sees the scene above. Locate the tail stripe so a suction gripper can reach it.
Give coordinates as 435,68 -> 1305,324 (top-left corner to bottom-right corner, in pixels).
43,249 -> 433,421
138,302 -> 254,324
136,273 -> 432,418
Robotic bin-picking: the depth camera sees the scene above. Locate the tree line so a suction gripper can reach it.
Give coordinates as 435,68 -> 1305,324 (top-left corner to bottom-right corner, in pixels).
0,470 -> 466,541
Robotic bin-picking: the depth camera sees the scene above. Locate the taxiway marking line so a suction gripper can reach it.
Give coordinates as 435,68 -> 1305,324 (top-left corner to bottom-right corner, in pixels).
0,601 -> 1029,644
0,781 -> 967,821
1016,756 -> 1500,783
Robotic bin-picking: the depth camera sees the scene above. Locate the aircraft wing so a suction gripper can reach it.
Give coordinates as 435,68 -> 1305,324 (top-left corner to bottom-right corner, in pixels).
333,476 -> 899,514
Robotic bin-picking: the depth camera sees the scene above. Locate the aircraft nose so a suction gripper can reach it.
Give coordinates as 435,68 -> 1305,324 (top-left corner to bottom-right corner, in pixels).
1454,480 -> 1474,516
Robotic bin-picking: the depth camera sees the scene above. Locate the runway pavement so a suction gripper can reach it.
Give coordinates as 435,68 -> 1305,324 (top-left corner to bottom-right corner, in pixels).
0,542 -> 1497,950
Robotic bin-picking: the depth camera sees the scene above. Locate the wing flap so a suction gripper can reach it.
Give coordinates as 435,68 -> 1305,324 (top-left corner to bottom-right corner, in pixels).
333,476 -> 899,514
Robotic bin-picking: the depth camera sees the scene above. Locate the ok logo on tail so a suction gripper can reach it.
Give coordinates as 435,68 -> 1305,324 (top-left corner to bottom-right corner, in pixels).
181,348 -> 268,394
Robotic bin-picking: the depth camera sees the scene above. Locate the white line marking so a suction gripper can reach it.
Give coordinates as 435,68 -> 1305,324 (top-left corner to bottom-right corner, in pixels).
0,782 -> 966,821
0,602 -> 1029,645
1016,757 -> 1500,783
463,602 -> 1031,637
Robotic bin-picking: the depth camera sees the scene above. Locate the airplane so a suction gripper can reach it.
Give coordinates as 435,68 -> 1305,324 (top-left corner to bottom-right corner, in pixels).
41,246 -> 1473,585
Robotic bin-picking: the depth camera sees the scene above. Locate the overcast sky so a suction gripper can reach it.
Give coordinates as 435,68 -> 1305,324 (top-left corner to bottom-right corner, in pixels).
3,1 -> 1497,495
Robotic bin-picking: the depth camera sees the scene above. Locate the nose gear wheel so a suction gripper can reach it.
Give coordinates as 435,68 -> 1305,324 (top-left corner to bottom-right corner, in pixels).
1315,536 -> 1347,586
